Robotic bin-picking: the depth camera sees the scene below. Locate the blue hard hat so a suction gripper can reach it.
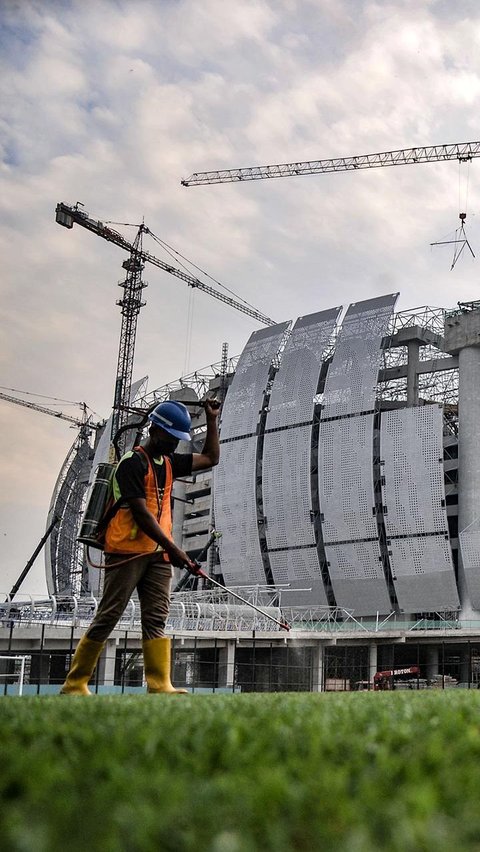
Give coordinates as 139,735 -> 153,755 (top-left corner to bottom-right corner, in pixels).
148,400 -> 192,441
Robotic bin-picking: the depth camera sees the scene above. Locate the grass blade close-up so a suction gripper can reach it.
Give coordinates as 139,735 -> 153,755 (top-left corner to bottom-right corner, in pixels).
2,692 -> 480,851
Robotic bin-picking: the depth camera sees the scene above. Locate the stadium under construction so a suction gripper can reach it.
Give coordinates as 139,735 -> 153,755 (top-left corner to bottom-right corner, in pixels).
4,293 -> 480,694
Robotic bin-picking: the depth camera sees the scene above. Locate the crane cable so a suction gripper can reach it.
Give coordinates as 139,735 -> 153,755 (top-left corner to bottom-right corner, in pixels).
458,158 -> 471,218
104,218 -> 271,322
0,386 -> 103,419
146,229 -> 264,316
0,386 -> 81,406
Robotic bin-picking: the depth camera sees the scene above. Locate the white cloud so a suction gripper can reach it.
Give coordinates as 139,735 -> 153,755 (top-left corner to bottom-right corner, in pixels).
1,0 -> 480,593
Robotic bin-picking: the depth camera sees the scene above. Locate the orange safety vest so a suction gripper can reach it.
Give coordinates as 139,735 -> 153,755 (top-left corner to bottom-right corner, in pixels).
104,447 -> 174,556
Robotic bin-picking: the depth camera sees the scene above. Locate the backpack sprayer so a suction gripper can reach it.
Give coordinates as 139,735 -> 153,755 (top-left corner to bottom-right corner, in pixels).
77,403 -> 156,551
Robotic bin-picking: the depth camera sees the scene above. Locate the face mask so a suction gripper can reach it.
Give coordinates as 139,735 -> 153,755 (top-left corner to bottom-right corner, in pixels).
151,432 -> 179,454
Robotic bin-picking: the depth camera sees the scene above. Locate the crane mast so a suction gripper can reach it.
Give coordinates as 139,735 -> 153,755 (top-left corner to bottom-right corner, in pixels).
112,226 -> 147,444
181,140 -> 480,186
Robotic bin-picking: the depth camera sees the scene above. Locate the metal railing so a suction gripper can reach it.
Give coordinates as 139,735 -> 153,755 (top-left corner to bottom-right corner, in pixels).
0,593 -> 472,636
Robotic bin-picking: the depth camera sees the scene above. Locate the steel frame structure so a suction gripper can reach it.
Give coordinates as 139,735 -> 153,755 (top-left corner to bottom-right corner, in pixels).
45,303 -> 461,600
45,428 -> 94,597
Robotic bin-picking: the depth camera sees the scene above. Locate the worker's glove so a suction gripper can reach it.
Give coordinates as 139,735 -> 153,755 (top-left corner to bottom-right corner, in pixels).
184,560 -> 203,576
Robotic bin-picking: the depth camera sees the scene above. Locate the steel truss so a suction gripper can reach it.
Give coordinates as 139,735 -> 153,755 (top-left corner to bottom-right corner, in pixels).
0,592 -> 463,634
378,306 -> 458,407
137,355 -> 239,411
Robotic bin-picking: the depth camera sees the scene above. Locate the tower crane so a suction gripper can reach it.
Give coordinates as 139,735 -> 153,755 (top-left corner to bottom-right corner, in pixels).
181,140 -> 480,186
56,202 -> 275,449
0,391 -> 103,432
0,391 -> 104,599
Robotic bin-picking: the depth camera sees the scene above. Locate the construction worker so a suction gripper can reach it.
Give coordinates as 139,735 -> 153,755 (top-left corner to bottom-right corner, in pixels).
60,398 -> 220,695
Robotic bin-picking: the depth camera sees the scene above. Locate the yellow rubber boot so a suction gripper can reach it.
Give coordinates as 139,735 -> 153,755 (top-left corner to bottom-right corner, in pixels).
143,637 -> 188,694
60,635 -> 104,695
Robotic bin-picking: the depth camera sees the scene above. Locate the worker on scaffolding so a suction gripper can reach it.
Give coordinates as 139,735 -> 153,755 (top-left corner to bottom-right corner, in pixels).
60,398 -> 220,695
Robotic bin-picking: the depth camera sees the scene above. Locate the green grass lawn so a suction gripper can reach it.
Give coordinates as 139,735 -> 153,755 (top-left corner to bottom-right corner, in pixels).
2,691 -> 480,851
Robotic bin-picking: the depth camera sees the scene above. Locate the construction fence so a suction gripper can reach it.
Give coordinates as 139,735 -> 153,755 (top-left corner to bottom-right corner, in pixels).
1,623 -> 480,695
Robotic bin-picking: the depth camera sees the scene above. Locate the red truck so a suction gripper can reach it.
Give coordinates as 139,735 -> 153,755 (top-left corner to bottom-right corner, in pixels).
373,666 -> 420,690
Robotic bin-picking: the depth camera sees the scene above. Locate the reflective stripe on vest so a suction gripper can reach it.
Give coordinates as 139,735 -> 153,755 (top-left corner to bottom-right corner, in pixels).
104,448 -> 173,556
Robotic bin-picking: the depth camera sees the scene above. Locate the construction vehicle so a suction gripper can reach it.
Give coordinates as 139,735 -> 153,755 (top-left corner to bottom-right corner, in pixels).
373,666 -> 421,690
353,666 -> 422,691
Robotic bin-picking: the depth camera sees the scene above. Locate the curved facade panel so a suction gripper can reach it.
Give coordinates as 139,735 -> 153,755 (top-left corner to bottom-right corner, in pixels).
215,322 -> 289,586
459,525 -> 480,609
318,415 -> 377,542
317,296 -> 398,616
220,322 -> 290,440
321,294 -> 398,418
381,405 -> 459,611
326,541 -> 391,615
388,537 -> 459,611
266,308 -> 340,428
214,438 -> 265,585
263,426 -> 313,551
268,549 -> 328,606
260,310 -> 340,604
381,405 -> 450,535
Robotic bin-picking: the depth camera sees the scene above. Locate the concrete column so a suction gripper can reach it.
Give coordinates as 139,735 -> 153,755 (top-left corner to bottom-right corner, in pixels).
425,645 -> 439,681
406,340 -> 420,406
217,641 -> 235,688
457,345 -> 480,613
97,638 -> 117,687
311,643 -> 324,692
460,645 -> 471,684
368,643 -> 378,688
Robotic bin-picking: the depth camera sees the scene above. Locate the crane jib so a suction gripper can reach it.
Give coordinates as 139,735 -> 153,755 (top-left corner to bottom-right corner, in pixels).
181,141 -> 480,186
55,202 -> 275,326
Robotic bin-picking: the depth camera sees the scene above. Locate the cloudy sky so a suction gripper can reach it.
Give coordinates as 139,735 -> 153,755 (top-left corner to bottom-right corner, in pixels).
1,0 -> 480,595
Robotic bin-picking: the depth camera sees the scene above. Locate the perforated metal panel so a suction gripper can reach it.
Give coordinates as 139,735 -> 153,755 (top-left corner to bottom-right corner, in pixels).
268,549 -> 328,605
321,294 -> 398,418
220,322 -> 290,440
381,406 -> 449,535
380,404 -> 458,610
387,537 -> 460,611
262,425 -> 314,550
213,438 -> 265,585
325,541 -> 392,615
318,414 -> 377,542
266,308 -> 340,428
459,525 -> 480,609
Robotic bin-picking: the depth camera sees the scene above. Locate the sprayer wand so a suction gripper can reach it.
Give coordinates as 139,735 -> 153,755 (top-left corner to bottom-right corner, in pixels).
181,530 -> 290,632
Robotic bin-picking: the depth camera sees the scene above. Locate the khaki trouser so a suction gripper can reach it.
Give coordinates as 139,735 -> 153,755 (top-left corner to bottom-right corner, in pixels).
86,552 -> 173,642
